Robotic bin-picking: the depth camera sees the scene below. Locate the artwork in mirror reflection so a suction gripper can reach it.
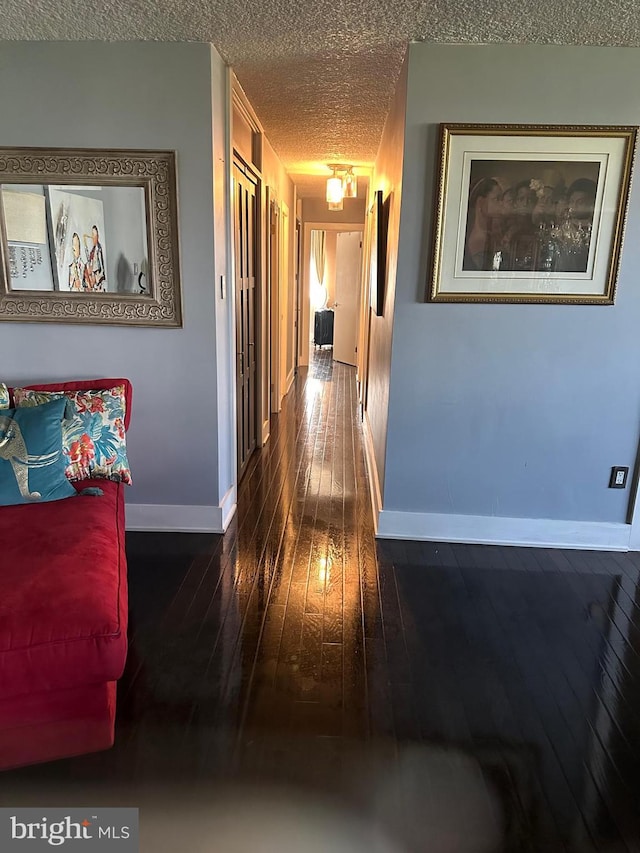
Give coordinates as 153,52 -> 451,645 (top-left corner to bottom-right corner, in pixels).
1,184 -> 150,296
48,188 -> 108,292
2,186 -> 52,291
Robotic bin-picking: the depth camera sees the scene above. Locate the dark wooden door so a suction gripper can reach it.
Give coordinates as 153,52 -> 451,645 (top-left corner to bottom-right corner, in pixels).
233,160 -> 258,478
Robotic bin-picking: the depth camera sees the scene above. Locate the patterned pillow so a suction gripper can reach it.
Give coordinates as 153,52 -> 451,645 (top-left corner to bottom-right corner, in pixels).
0,384 -> 8,410
0,398 -> 77,505
13,385 -> 132,484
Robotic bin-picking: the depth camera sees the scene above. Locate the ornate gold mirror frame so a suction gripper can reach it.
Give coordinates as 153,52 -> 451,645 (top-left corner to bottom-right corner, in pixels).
0,147 -> 182,326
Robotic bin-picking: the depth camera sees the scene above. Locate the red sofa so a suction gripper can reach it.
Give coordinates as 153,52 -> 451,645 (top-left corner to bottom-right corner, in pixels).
0,378 -> 130,771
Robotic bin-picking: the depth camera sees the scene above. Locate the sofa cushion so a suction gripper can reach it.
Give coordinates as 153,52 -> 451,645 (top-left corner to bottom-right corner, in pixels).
0,399 -> 77,506
0,479 -> 128,698
0,384 -> 8,409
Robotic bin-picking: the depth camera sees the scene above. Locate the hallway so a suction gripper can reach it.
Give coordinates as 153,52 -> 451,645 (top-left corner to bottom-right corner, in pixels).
4,350 -> 640,852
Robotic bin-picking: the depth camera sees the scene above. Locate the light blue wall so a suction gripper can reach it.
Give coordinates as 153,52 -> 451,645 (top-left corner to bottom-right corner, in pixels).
384,44 -> 640,523
0,42 -> 224,509
367,57 -> 408,496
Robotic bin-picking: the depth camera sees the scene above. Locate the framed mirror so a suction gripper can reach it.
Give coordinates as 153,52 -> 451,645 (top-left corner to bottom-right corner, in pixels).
0,148 -> 182,326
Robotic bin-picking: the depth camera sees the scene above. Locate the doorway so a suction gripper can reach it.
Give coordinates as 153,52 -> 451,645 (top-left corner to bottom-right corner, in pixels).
333,231 -> 362,366
233,159 -> 258,479
308,227 -> 363,366
301,220 -> 364,369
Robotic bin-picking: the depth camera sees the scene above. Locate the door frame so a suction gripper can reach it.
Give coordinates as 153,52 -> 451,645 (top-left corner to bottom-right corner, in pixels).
358,198 -> 375,414
232,153 -> 262,478
267,196 -> 295,414
280,201 -> 293,398
294,218 -> 301,373
268,192 -> 281,413
300,220 -> 365,368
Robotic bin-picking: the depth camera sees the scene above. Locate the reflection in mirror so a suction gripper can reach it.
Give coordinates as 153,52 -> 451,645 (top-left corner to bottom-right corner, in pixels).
2,185 -> 51,291
1,184 -> 149,296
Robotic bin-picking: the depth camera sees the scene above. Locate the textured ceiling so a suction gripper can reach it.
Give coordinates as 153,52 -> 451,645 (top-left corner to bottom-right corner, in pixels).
2,0 -> 640,197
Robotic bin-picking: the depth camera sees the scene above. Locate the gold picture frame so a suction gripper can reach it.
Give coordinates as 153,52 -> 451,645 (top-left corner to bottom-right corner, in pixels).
0,147 -> 182,326
427,124 -> 637,304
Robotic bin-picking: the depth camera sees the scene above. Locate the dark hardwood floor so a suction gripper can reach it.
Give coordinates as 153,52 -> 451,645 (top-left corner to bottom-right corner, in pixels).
3,348 -> 640,852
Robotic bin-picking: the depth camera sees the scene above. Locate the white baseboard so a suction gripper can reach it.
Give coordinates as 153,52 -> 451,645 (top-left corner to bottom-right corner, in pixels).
362,413 -> 382,533
629,524 -> 640,552
376,509 -> 632,551
219,484 -> 237,531
261,418 -> 270,446
285,368 -> 295,395
126,490 -> 237,534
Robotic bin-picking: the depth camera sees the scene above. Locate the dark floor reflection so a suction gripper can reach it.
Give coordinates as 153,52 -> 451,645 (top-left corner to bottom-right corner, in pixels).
2,350 -> 640,852
376,541 -> 640,851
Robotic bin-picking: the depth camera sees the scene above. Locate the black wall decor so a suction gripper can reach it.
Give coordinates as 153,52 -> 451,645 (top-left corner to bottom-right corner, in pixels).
370,189 -> 391,317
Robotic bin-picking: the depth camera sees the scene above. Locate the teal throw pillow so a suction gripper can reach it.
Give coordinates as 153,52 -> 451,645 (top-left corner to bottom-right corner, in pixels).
0,398 -> 77,506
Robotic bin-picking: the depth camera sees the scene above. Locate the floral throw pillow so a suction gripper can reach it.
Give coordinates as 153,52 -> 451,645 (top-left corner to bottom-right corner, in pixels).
0,384 -> 8,409
13,385 -> 132,484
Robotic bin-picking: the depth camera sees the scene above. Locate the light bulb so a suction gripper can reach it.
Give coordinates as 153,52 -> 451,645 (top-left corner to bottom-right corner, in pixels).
326,175 -> 343,204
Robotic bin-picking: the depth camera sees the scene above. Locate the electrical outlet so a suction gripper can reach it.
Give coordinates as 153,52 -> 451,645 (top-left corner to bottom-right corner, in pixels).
609,466 -> 629,489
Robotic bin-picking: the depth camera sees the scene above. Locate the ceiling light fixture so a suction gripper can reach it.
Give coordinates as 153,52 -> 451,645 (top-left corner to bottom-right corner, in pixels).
343,167 -> 357,199
326,164 -> 358,209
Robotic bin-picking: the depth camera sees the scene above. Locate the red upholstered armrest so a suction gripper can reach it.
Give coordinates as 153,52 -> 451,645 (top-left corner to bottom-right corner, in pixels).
9,379 -> 133,430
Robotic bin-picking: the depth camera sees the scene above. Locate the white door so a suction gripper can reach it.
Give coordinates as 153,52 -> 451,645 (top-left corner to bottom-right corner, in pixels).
333,231 -> 362,366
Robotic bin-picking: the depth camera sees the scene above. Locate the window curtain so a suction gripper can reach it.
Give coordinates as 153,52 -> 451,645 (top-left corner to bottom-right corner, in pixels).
311,230 -> 328,310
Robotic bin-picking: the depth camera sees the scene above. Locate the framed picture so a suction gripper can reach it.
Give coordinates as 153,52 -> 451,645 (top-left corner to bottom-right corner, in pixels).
46,187 -> 108,292
428,124 -> 637,304
1,188 -> 55,291
370,189 -> 391,316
